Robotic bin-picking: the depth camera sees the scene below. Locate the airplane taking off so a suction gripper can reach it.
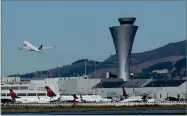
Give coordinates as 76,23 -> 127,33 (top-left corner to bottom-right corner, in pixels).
18,41 -> 55,52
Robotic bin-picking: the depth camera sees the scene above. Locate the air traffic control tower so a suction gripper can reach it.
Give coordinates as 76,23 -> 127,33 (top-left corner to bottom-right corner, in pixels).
109,17 -> 138,81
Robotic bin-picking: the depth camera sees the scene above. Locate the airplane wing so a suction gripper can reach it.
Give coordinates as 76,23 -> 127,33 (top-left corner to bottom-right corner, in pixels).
42,46 -> 55,50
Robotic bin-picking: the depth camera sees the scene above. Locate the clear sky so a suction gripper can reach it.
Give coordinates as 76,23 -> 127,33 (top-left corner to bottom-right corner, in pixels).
2,1 -> 186,76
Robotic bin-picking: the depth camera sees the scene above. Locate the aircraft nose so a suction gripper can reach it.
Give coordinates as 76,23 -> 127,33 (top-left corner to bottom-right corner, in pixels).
23,41 -> 27,45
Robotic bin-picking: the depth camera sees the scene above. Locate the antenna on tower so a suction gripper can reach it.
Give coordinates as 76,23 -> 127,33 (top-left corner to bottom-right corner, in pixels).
84,60 -> 87,77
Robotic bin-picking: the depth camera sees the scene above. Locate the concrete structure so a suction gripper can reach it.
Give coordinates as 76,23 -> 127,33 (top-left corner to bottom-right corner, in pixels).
109,17 -> 138,81
1,76 -> 187,101
1,77 -> 20,83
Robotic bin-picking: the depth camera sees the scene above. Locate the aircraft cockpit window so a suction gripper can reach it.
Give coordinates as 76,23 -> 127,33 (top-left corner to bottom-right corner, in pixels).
23,41 -> 28,46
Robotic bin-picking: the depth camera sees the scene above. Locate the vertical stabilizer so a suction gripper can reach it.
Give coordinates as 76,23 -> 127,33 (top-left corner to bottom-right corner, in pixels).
45,86 -> 56,97
122,86 -> 127,97
73,94 -> 78,102
9,89 -> 20,100
38,45 -> 43,50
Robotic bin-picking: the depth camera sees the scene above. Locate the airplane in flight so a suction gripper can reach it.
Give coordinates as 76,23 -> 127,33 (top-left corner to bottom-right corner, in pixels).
18,41 -> 55,52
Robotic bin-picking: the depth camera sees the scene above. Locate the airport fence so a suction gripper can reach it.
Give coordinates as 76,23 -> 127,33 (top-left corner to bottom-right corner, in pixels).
2,101 -> 187,107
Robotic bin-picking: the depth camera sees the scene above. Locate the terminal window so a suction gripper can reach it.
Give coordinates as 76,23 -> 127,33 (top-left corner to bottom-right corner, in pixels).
17,93 -> 27,96
1,93 -> 6,96
10,86 -> 19,90
27,93 -> 37,96
1,87 -> 10,90
20,86 -> 28,90
37,93 -> 46,96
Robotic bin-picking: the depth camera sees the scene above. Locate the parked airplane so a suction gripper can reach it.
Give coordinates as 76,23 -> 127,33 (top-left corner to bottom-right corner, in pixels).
45,86 -> 61,102
18,41 -> 55,52
78,94 -> 112,103
60,94 -> 112,103
9,86 -> 60,103
60,94 -> 81,102
9,89 -> 44,103
119,86 -> 156,102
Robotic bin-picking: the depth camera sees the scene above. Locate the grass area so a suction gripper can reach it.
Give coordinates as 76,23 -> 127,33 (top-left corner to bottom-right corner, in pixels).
1,104 -> 187,113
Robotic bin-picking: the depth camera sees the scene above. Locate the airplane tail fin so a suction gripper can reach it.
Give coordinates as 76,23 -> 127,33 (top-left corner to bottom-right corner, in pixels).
38,45 -> 43,50
45,86 -> 56,97
80,94 -> 84,101
73,94 -> 78,101
9,89 -> 20,100
122,86 -> 127,97
80,94 -> 83,99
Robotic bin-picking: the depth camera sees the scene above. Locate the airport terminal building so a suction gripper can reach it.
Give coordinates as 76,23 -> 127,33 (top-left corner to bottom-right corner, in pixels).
1,76 -> 187,101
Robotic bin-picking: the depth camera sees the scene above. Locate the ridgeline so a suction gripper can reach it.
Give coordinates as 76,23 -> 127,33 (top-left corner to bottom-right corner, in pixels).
8,40 -> 186,79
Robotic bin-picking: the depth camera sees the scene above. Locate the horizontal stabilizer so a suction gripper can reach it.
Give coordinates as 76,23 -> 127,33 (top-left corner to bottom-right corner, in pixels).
17,47 -> 22,50
42,46 -> 55,50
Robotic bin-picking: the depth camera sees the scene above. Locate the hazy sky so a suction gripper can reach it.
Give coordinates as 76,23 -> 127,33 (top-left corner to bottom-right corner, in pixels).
2,1 -> 186,76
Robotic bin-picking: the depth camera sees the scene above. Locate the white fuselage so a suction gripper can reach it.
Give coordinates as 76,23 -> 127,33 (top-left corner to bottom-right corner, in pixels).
146,98 -> 157,102
23,41 -> 41,52
120,96 -> 144,102
60,95 -> 78,102
60,94 -> 112,103
78,95 -> 112,102
120,95 -> 156,103
13,95 -> 60,103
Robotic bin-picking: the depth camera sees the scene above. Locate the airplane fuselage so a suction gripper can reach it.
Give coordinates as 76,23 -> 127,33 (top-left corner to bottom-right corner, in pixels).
12,95 -> 60,103
23,41 -> 41,52
18,40 -> 54,52
120,96 -> 144,102
60,94 -> 112,103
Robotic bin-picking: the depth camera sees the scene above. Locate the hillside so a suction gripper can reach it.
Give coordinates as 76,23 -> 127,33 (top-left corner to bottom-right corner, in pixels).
138,57 -> 186,79
8,40 -> 186,78
104,40 -> 186,64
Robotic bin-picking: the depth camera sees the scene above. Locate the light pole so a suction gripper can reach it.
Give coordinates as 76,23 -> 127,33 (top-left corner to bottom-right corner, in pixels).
94,62 -> 96,78
166,92 -> 171,100
132,59 -> 135,94
84,60 -> 87,77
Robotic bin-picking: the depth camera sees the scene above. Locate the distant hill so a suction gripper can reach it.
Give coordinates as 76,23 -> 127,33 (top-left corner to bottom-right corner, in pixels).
8,40 -> 186,78
104,40 -> 186,64
138,57 -> 186,79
